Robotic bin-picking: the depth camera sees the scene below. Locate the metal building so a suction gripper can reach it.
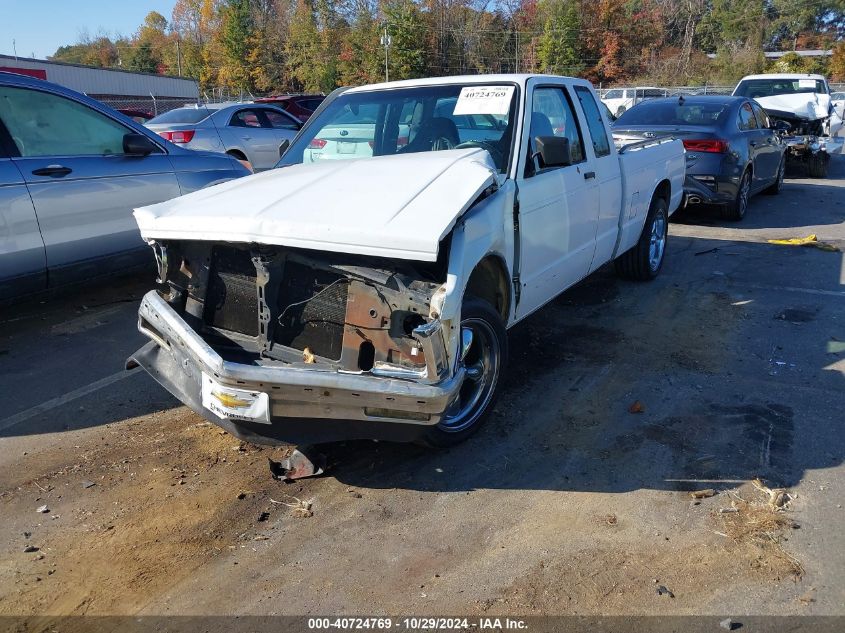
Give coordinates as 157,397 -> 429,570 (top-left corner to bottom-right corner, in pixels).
0,53 -> 199,113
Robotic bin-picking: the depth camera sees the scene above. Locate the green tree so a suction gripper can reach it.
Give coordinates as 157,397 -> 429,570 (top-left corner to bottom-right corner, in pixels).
287,0 -> 326,91
125,41 -> 159,72
220,0 -> 254,91
538,0 -> 583,76
382,0 -> 428,80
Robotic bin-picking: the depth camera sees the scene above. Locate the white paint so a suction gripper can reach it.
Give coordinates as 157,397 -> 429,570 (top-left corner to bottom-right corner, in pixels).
134,148 -> 498,262
0,370 -> 136,433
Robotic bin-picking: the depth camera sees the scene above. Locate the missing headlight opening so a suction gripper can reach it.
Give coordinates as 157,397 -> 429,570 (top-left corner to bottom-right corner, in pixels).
148,240 -> 446,375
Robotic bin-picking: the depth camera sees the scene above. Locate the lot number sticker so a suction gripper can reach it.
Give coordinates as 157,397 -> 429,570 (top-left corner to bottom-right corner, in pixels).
798,79 -> 817,89
454,86 -> 515,115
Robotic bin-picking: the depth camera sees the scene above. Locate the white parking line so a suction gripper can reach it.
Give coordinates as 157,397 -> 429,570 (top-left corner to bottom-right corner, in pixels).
0,370 -> 137,433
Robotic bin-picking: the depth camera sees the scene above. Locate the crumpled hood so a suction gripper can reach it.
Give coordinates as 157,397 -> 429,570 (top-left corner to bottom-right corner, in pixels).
134,148 -> 498,262
755,93 -> 831,121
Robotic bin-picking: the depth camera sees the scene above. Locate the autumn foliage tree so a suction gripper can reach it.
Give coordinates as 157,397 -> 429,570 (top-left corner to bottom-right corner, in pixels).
48,0 -> 845,93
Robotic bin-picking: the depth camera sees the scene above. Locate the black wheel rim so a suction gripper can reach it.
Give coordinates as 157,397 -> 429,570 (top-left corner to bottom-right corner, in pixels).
438,317 -> 500,433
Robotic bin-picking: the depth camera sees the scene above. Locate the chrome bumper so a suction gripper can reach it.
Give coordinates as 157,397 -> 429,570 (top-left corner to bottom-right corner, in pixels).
131,291 -> 464,443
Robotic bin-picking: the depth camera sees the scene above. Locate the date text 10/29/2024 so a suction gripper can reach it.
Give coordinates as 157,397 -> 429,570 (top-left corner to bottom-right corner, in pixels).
308,618 -> 528,630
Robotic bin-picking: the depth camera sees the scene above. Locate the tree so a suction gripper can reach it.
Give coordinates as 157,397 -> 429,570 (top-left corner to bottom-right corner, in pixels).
125,41 -> 159,72
219,0 -> 255,91
830,42 -> 845,81
287,0 -> 327,91
537,0 -> 583,76
383,0 -> 428,80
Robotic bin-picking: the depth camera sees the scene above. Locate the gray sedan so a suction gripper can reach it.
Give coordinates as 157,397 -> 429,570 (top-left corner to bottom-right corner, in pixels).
0,71 -> 250,301
145,103 -> 302,171
613,95 -> 787,221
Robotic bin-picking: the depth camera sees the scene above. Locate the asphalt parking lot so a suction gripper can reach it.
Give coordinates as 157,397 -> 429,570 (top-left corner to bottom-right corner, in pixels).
1,157 -> 843,624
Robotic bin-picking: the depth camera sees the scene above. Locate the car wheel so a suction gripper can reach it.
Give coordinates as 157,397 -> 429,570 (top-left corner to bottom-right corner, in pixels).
722,169 -> 751,221
807,153 -> 829,178
419,297 -> 508,448
764,157 -> 785,195
614,195 -> 668,281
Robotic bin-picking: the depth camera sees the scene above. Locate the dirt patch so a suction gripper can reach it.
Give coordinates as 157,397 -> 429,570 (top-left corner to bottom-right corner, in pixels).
0,408 -> 293,618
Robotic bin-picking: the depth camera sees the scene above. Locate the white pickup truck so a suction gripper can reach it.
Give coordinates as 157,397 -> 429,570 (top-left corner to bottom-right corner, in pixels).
129,74 -> 684,449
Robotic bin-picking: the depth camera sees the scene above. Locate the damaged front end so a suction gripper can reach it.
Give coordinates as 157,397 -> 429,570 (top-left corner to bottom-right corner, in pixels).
130,239 -> 463,445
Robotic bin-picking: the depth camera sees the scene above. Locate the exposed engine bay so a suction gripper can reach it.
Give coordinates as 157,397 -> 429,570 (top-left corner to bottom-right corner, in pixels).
148,240 -> 449,374
762,108 -> 827,137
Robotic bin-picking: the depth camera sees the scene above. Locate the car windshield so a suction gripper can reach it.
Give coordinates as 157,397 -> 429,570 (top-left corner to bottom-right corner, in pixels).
615,100 -> 730,126
147,107 -> 212,124
734,78 -> 827,98
277,83 -> 518,173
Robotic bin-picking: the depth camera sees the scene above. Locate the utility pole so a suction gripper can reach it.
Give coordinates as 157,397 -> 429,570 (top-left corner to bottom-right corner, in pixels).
380,27 -> 391,82
12,39 -> 17,60
176,39 -> 182,76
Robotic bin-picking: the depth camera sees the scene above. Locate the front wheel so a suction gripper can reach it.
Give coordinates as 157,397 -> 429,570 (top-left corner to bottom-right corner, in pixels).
614,195 -> 668,281
419,297 -> 508,448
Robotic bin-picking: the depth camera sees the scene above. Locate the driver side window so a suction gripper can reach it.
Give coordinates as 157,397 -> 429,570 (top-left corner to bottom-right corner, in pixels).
528,87 -> 585,174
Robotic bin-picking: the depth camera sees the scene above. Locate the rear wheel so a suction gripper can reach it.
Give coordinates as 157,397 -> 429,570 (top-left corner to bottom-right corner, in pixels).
419,297 -> 508,448
764,157 -> 785,195
614,195 -> 668,281
721,169 -> 751,221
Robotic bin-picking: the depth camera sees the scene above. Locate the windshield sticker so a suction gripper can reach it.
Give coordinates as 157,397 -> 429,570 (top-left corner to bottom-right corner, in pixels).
453,86 -> 515,115
798,79 -> 817,89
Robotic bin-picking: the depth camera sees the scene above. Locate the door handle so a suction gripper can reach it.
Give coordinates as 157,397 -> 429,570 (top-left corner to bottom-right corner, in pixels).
32,165 -> 72,177
584,171 -> 596,180
750,141 -> 758,147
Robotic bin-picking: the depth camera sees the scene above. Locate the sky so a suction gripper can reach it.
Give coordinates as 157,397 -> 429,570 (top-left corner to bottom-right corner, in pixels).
0,0 -> 178,59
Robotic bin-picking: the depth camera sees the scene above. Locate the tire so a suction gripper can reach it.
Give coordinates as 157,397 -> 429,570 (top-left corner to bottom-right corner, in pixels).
807,153 -> 829,178
721,169 -> 751,221
419,297 -> 508,448
614,195 -> 669,281
764,157 -> 785,195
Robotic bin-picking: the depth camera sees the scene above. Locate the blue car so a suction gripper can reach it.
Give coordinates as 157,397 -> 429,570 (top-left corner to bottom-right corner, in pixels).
0,71 -> 250,300
612,95 -> 788,221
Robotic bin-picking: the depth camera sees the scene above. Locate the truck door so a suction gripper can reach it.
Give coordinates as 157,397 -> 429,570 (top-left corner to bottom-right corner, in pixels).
572,85 -> 622,271
515,83 -> 600,317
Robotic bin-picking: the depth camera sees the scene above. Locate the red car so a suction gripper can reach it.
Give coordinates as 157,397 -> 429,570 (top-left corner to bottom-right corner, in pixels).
254,94 -> 324,123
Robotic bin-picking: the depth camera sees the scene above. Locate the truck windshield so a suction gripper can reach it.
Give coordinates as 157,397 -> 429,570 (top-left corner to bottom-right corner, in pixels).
734,78 -> 827,98
277,84 -> 518,173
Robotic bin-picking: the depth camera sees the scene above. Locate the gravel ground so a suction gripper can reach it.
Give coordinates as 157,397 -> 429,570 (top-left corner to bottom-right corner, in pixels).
0,157 -> 843,628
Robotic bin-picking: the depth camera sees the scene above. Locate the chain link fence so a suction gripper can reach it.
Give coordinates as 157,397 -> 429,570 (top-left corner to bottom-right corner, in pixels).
95,95 -> 199,118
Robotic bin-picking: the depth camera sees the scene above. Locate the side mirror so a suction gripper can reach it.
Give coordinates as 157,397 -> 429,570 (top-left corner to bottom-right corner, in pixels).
772,120 -> 791,133
534,136 -> 571,168
123,133 -> 158,156
279,139 -> 290,157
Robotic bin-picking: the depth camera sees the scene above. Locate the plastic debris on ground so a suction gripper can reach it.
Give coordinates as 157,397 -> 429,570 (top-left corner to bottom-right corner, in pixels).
767,234 -> 839,252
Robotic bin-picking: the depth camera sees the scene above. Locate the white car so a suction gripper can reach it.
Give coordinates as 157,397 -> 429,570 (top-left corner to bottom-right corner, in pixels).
129,74 -> 685,449
601,87 -> 666,117
733,73 -> 844,177
831,91 -> 845,120
733,74 -> 843,138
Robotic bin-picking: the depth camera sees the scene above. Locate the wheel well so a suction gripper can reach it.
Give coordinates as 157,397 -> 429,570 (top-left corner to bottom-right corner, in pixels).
465,256 -> 510,321
654,179 -> 671,204
226,149 -> 247,160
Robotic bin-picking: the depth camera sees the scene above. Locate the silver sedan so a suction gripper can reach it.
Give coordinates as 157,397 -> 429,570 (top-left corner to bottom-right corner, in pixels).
146,103 -> 302,171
